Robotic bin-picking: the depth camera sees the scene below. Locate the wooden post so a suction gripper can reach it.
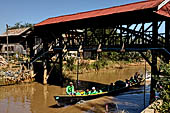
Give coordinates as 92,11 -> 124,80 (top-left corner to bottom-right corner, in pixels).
6,24 -> 9,61
59,51 -> 63,86
76,55 -> 79,89
43,64 -> 47,85
150,21 -> 158,104
29,38 -> 34,58
142,23 -> 145,44
30,64 -> 35,78
59,33 -> 63,86
165,20 -> 170,63
150,50 -> 157,103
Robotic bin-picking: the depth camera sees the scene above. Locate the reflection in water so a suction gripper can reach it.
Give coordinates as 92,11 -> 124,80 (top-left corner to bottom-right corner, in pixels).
0,83 -> 65,113
0,66 -> 150,113
0,84 -> 35,113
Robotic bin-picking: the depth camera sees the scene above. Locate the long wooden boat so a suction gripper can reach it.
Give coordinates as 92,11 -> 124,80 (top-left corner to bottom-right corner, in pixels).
54,80 -> 143,106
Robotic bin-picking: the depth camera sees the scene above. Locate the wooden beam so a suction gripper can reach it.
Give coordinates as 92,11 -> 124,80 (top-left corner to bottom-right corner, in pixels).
165,20 -> 170,63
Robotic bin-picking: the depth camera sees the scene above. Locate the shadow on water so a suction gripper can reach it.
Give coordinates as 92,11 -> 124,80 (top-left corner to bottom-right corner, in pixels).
49,104 -> 65,108
73,96 -> 117,113
75,103 -> 107,113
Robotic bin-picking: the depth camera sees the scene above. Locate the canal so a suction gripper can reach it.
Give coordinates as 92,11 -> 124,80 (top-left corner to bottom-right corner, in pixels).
0,65 -> 150,113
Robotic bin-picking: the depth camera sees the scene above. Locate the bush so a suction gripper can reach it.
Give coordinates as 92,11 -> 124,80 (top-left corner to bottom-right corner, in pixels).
106,51 -> 142,62
92,60 -> 101,71
80,61 -> 90,70
65,57 -> 75,71
155,62 -> 170,112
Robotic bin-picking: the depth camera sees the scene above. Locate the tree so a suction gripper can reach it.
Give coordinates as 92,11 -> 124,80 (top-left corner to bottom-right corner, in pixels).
8,22 -> 34,30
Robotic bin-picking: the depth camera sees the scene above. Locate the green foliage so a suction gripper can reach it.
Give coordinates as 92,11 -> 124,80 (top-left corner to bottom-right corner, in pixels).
91,58 -> 108,71
79,61 -> 90,70
8,22 -> 34,30
160,63 -> 170,75
155,62 -> 170,112
75,51 -> 143,72
100,58 -> 108,67
103,51 -> 142,62
92,60 -> 101,71
65,57 -> 75,71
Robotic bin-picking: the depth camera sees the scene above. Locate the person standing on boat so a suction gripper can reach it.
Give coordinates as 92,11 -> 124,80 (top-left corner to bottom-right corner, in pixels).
66,82 -> 75,95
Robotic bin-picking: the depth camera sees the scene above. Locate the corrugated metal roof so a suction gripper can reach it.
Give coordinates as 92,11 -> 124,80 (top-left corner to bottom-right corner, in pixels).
156,0 -> 170,17
0,27 -> 31,37
35,0 -> 165,27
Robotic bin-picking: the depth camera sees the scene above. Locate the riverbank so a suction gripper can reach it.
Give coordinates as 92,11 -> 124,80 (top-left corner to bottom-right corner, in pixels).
0,58 -> 149,87
0,56 -> 35,86
63,51 -> 148,74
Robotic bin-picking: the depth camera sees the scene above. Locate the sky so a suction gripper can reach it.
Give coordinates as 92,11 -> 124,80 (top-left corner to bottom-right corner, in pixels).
0,0 -> 145,34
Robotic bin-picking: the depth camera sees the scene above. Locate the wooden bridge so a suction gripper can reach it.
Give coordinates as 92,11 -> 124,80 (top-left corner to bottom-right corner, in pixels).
27,0 -> 170,103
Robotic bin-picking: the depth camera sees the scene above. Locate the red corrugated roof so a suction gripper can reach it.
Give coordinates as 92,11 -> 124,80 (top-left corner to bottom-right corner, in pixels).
35,0 -> 164,27
156,0 -> 170,17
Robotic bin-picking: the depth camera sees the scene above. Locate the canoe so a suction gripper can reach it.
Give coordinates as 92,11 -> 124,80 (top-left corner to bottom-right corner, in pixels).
54,80 -> 142,106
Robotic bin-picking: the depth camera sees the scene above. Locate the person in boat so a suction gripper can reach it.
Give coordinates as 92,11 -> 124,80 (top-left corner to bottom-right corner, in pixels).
108,83 -> 115,91
66,82 -> 75,95
84,89 -> 91,95
134,72 -> 139,83
138,74 -> 143,81
125,79 -> 130,87
75,90 -> 81,96
129,77 -> 135,85
98,89 -> 103,93
91,87 -> 98,94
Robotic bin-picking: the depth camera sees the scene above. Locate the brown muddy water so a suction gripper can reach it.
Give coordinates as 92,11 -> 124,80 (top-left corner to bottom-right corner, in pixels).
0,65 -> 150,113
